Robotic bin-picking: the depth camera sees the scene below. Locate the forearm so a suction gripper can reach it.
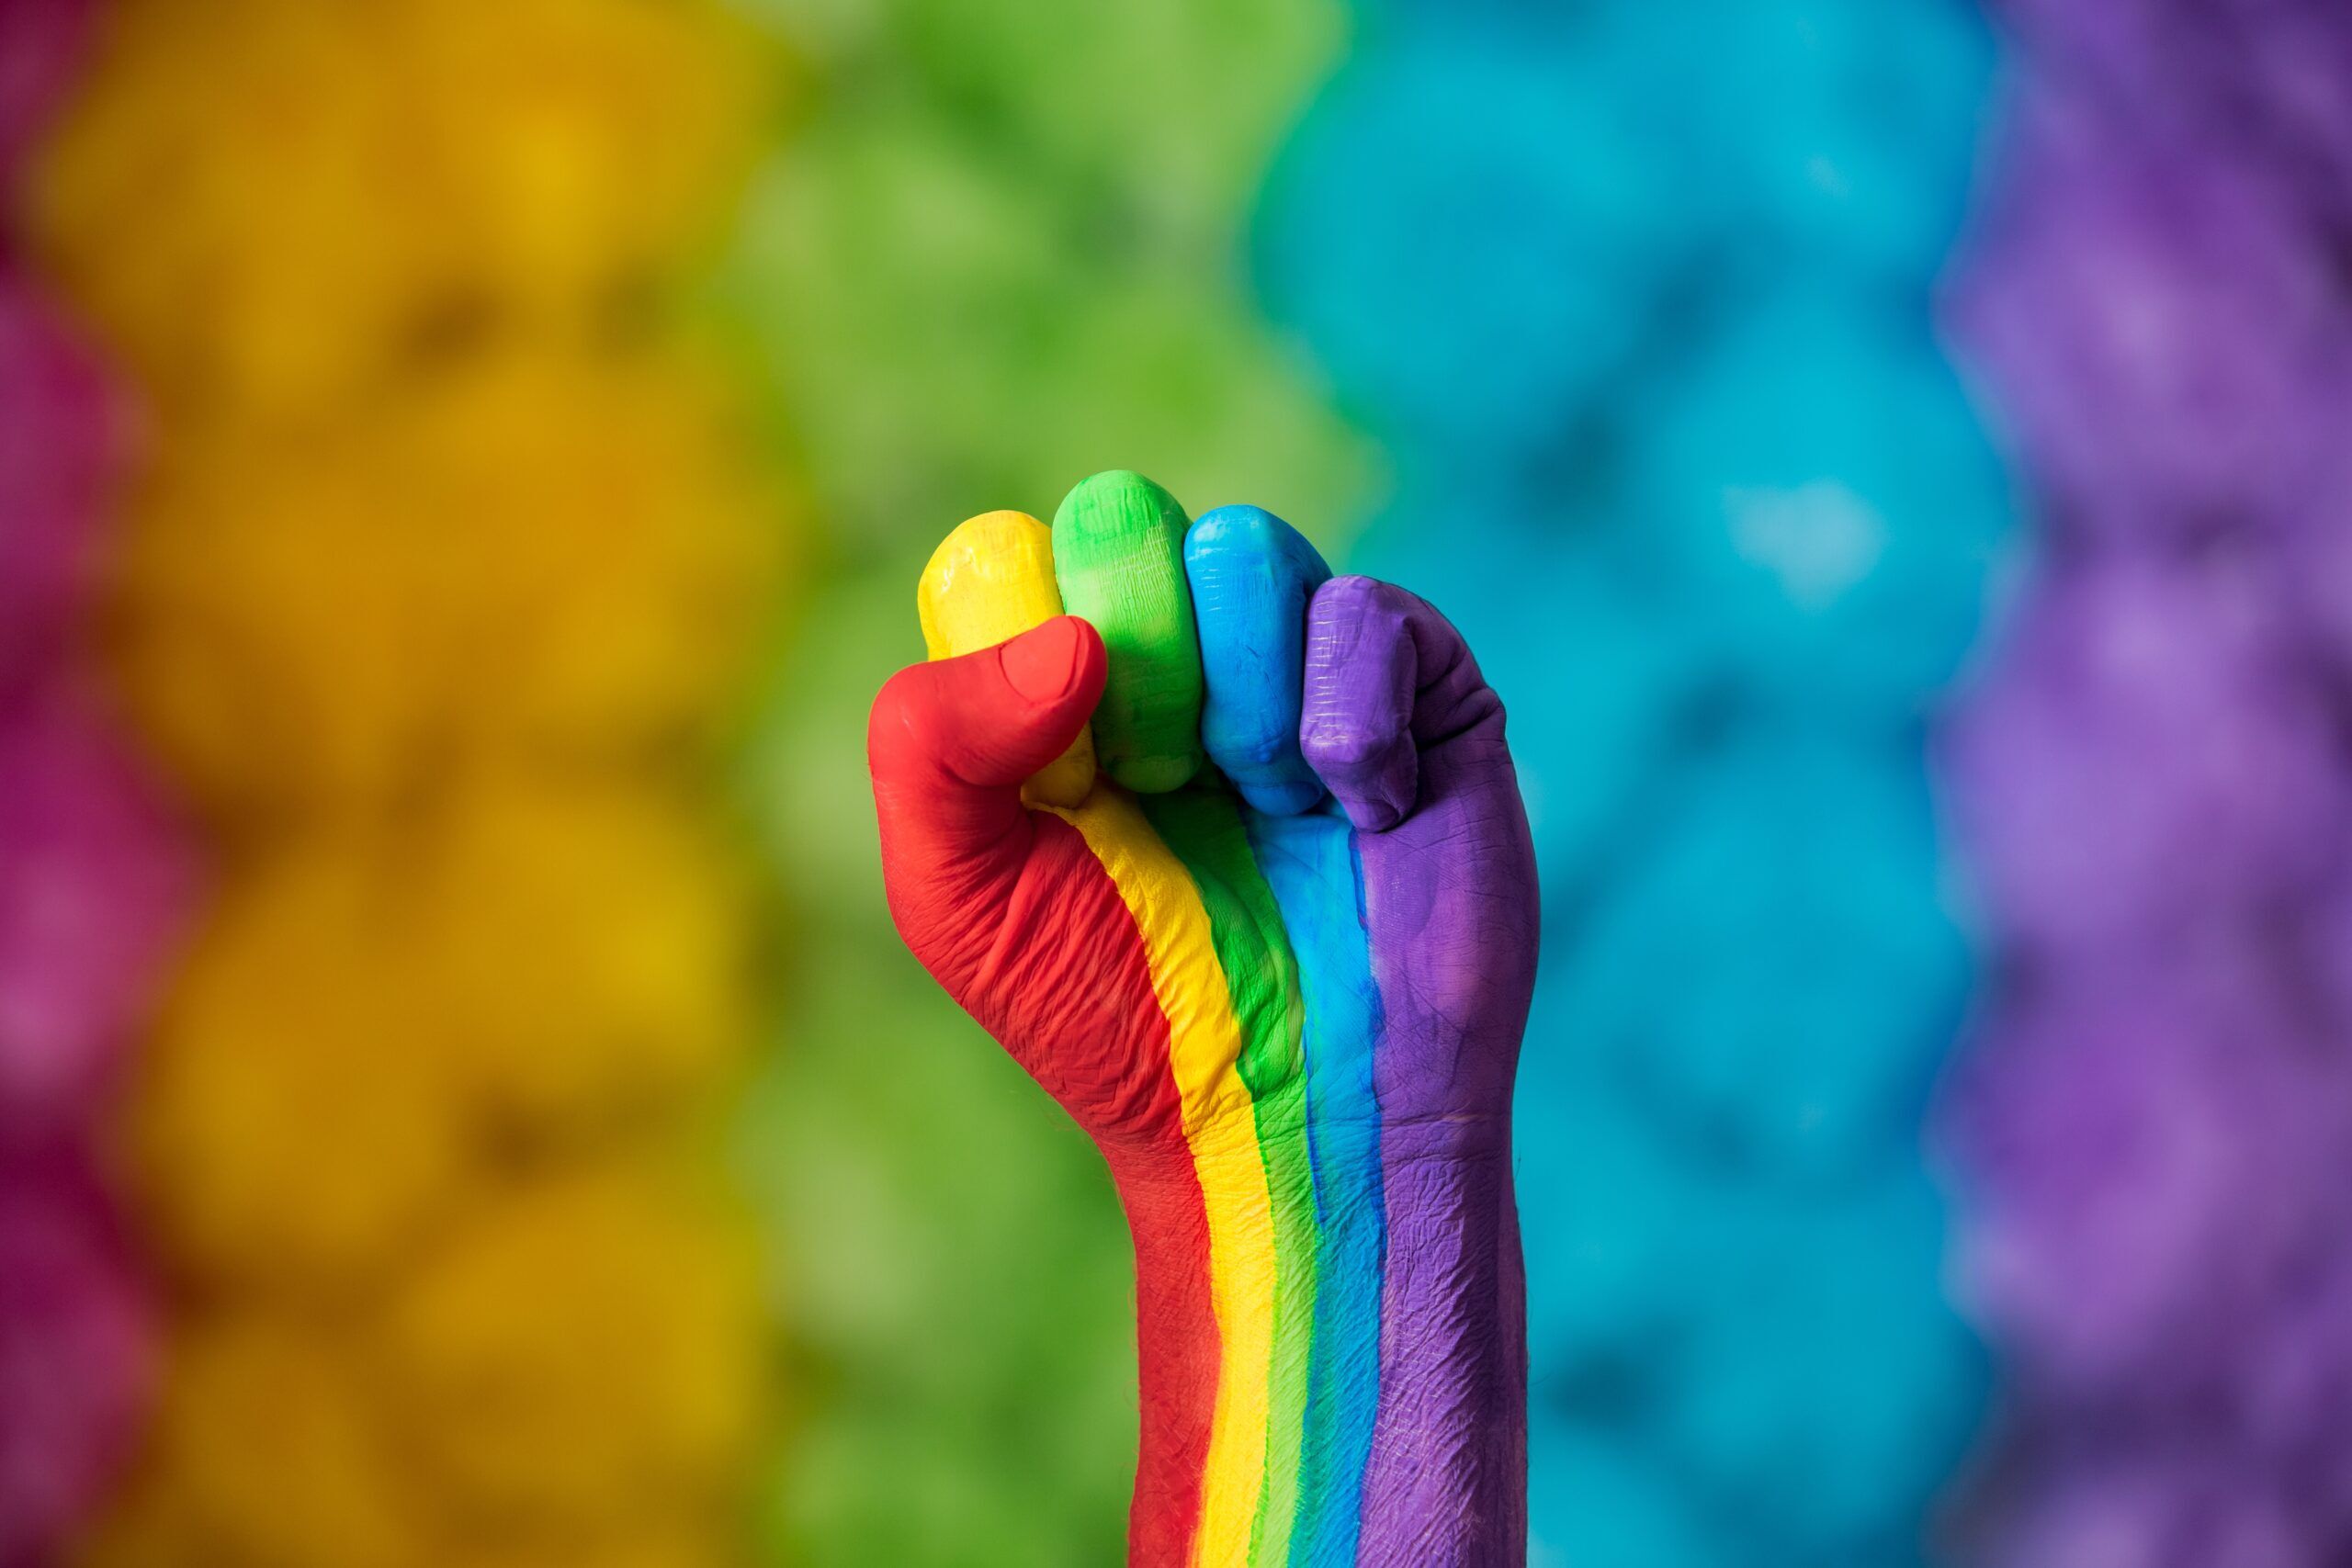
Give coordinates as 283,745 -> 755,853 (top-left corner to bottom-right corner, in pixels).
1361,1132 -> 1526,1568
1114,1127 -> 1525,1568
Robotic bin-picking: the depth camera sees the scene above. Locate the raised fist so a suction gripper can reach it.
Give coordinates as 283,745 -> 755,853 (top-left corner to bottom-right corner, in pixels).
868,470 -> 1538,1568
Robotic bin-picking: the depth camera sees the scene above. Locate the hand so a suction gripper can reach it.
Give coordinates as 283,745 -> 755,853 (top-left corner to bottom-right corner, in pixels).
868,470 -> 1539,1568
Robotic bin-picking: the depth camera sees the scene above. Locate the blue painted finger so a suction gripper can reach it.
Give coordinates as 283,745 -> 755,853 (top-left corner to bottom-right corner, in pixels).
1184,504 -> 1334,815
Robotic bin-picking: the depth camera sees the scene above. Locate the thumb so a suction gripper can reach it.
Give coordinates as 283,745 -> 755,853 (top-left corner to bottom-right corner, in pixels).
868,616 -> 1106,963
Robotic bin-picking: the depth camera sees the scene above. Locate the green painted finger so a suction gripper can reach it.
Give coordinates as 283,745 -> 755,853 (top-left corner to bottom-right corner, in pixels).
1051,470 -> 1205,793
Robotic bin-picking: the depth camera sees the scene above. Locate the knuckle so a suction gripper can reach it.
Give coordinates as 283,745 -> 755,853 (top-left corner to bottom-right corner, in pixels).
868,666 -> 940,757
1302,720 -> 1396,773
1190,504 -> 1276,550
1210,716 -> 1295,770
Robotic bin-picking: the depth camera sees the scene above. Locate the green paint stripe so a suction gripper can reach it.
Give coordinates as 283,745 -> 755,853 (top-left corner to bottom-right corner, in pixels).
1143,784 -> 1317,1568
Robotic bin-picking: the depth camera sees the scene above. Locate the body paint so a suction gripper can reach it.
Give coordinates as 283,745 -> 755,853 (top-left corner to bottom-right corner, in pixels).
1058,790 -> 1279,1567
1054,471 -> 1206,795
918,511 -> 1096,806
1308,581 -> 1536,1568
1248,808 -> 1385,1568
1186,505 -> 1333,817
1142,787 -> 1318,1568
1027,817 -> 1221,1568
909,509 -> 1535,1566
1182,503 -> 1393,1563
923,502 -> 1282,1563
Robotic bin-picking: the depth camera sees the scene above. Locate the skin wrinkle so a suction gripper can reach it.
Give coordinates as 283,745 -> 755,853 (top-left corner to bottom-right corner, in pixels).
1108,1127 -> 1226,1567
870,488 -> 1536,1567
1356,1152 -> 1520,1568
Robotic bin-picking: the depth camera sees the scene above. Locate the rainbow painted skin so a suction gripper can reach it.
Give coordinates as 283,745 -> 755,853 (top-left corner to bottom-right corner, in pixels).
870,471 -> 1538,1566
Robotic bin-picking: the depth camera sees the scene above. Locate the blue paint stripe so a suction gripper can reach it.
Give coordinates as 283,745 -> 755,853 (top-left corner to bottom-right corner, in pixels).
1248,807 -> 1385,1566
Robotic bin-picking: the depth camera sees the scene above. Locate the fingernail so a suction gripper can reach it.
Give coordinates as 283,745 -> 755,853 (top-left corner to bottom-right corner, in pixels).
1003,616 -> 1085,703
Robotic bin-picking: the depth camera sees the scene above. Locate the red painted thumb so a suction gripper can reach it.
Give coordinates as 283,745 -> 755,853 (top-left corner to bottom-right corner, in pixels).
868,616 -> 1106,947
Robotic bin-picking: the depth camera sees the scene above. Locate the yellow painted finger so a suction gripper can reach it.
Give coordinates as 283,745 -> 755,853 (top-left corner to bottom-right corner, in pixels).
917,510 -> 1097,807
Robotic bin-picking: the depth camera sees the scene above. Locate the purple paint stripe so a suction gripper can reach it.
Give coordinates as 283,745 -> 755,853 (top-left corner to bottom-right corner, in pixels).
1303,579 -> 1538,1565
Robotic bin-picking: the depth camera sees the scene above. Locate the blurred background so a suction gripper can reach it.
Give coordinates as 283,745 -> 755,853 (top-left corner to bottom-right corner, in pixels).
3,0 -> 2347,1564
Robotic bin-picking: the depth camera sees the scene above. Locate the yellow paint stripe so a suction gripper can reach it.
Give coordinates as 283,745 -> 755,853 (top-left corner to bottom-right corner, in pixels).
1055,790 -> 1272,1568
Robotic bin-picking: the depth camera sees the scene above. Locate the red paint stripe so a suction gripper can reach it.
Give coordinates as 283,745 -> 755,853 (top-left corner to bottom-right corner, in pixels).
955,814 -> 1217,1566
1109,1136 -> 1219,1567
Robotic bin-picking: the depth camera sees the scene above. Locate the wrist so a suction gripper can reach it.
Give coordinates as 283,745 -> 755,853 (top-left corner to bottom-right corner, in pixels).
1105,1115 -> 1524,1568
1373,1111 -> 1514,1167
1104,1110 -> 1510,1205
